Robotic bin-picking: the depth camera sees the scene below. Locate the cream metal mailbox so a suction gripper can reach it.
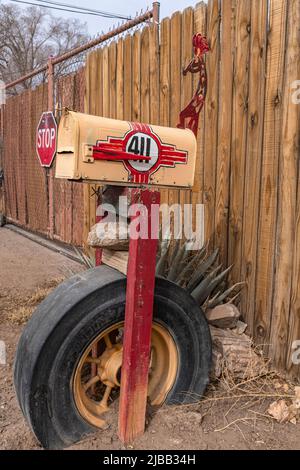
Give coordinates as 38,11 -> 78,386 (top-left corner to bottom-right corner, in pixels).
56,109 -> 197,188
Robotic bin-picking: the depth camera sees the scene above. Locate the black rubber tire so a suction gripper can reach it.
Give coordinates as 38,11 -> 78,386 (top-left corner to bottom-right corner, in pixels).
0,213 -> 5,227
14,266 -> 212,450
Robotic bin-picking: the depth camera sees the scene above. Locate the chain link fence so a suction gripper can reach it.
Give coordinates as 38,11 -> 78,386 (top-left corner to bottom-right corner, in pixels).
0,5 -> 158,245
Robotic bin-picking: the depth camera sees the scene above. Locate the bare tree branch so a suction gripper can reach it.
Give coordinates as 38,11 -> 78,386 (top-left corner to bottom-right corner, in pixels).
0,4 -> 88,91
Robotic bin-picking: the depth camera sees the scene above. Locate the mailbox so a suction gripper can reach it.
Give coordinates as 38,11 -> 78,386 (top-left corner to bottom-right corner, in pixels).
56,109 -> 197,188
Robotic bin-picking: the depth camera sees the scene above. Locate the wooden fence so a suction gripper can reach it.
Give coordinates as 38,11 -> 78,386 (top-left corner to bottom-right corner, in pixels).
1,0 -> 299,377
84,0 -> 299,378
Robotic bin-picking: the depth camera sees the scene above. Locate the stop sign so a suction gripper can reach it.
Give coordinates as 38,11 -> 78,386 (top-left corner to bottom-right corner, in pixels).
36,112 -> 57,168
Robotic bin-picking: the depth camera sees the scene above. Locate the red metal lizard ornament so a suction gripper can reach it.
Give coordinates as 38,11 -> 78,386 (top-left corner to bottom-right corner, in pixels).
177,33 -> 210,137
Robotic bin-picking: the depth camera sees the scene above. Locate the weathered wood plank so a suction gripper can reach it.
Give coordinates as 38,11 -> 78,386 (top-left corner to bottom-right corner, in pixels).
192,2 -> 207,235
95,49 -> 103,116
254,0 -> 288,349
192,1 -> 207,197
116,39 -> 124,121
89,51 -> 99,115
287,170 -> 300,379
241,0 -> 268,330
180,7 -> 194,210
169,11 -> 182,222
123,34 -> 132,121
214,0 -> 235,264
109,41 -> 117,119
141,27 -> 150,124
132,31 -> 141,122
203,0 -> 220,247
270,0 -> 299,370
149,24 -> 160,125
102,46 -> 110,118
159,18 -> 171,207
227,0 -> 251,286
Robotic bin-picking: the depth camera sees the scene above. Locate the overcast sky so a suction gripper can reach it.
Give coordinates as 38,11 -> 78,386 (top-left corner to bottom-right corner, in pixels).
3,1 -> 200,36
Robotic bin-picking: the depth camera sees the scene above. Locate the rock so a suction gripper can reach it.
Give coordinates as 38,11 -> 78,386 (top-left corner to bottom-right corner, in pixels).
87,220 -> 129,251
184,411 -> 203,426
206,304 -> 241,329
101,435 -> 113,445
210,326 -> 268,379
268,400 -> 290,423
294,386 -> 300,403
267,395 -> 300,424
211,349 -> 223,380
102,250 -> 129,275
233,321 -> 248,335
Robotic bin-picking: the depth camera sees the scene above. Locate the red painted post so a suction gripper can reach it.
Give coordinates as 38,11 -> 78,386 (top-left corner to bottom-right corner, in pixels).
92,189 -> 103,384
119,188 -> 160,444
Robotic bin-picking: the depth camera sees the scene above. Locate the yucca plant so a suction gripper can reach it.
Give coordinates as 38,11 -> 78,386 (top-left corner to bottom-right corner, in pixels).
156,239 -> 242,312
76,237 -> 242,312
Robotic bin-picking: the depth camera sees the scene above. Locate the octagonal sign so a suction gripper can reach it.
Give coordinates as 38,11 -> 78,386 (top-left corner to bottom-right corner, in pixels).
36,112 -> 57,168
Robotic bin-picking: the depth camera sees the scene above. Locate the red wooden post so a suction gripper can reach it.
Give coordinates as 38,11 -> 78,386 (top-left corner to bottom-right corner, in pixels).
92,189 -> 103,385
119,188 -> 160,444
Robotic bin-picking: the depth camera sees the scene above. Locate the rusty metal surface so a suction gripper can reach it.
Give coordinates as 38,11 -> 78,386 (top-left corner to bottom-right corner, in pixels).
177,34 -> 210,137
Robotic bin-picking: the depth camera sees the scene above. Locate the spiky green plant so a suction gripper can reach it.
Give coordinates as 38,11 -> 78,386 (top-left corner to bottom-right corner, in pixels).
156,239 -> 243,312
78,237 -> 243,312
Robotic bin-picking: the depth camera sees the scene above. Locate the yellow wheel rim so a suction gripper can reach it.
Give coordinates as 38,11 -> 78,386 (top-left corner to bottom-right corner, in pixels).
73,322 -> 178,428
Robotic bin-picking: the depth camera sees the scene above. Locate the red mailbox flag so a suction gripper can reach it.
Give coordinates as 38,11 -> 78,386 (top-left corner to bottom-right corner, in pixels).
36,112 -> 57,168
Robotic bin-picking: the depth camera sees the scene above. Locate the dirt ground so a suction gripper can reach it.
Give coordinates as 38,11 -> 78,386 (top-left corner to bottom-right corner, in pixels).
0,226 -> 300,451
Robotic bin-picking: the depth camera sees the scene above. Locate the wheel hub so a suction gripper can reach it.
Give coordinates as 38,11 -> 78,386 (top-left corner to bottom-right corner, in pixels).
98,344 -> 123,388
73,322 -> 178,429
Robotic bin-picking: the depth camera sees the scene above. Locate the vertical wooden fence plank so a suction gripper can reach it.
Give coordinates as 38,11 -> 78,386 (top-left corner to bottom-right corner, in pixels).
241,0 -> 268,330
254,0 -> 288,349
116,39 -> 124,121
169,12 -> 182,220
132,31 -> 141,122
203,0 -> 220,247
180,7 -> 194,211
227,0 -> 251,286
159,18 -> 171,207
84,53 -> 91,114
141,27 -> 150,124
287,170 -> 300,379
149,24 -> 160,126
123,34 -> 132,121
270,0 -> 299,369
159,18 -> 170,127
109,41 -> 117,119
170,12 -> 182,129
103,46 -> 110,118
192,1 -> 207,203
95,49 -> 103,116
89,51 -> 99,115
215,0 -> 235,264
